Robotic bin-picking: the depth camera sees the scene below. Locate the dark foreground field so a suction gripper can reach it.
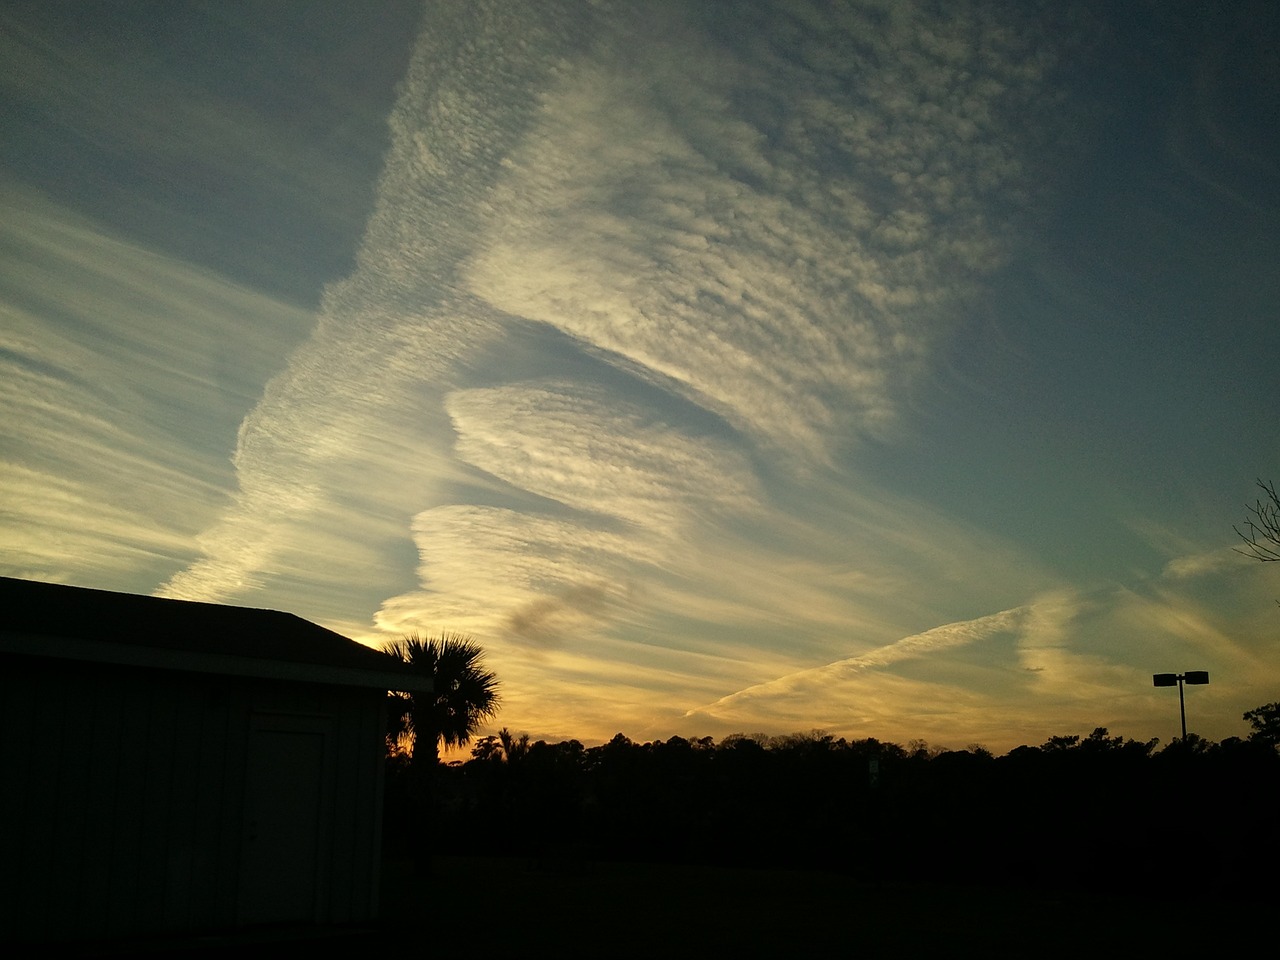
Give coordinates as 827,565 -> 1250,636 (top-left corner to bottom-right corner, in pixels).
69,854 -> 1265,958
377,855 -> 1261,958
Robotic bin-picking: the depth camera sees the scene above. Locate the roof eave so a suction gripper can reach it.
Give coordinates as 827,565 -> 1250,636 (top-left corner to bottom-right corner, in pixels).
0,631 -> 433,692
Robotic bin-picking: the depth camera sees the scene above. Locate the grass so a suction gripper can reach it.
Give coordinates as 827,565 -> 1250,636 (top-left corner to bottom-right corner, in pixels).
63,854 -> 1265,957
378,854 -> 1260,957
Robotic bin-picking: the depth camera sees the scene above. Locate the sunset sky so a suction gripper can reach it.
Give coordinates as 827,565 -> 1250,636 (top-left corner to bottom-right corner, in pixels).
3,0 -> 1278,753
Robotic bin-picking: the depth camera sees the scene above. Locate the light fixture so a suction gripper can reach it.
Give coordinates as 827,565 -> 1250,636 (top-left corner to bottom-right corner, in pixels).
1152,671 -> 1209,740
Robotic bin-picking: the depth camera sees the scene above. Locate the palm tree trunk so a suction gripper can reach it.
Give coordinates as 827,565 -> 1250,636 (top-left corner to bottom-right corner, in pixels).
409,727 -> 439,875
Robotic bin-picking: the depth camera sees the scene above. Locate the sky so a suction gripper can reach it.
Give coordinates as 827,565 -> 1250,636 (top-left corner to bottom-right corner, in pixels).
3,0 -> 1278,754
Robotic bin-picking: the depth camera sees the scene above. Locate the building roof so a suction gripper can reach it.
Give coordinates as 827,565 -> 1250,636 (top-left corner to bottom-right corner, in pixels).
0,576 -> 430,691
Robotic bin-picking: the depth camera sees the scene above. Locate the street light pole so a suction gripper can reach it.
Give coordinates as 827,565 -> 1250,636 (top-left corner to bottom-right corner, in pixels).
1179,675 -> 1187,739
1153,671 -> 1210,740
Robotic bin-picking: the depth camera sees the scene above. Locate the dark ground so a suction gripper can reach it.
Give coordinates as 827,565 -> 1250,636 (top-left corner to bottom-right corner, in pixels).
377,855 -> 1258,958
54,854 -> 1265,958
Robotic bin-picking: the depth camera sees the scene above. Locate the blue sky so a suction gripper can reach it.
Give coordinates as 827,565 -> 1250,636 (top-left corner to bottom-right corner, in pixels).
3,0 -> 1277,752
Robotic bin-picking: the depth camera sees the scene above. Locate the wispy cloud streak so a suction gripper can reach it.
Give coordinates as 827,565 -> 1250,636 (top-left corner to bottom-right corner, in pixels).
0,187 -> 312,589
686,605 -> 1028,720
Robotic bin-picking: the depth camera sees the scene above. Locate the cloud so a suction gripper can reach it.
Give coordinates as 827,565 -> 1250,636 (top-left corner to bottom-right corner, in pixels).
154,1 -> 591,607
673,572 -> 1280,752
373,505 -> 657,647
11,1 -> 1270,760
669,601 -> 1065,750
446,380 -> 762,530
685,605 -> 1028,721
159,0 -> 1075,622
136,1 -> 1235,754
0,463 -> 195,585
465,0 -> 1065,459
1161,546 -> 1249,580
0,187 -> 313,590
504,583 -> 616,648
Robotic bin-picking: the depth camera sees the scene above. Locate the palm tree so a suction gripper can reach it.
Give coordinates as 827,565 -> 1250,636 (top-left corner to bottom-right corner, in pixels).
497,726 -> 530,763
383,632 -> 501,767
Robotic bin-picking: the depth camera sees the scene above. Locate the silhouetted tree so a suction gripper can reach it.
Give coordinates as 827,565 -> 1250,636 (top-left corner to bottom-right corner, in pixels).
383,632 -> 501,768
1075,726 -> 1159,758
498,726 -> 530,763
1041,733 -> 1080,752
385,691 -> 413,756
1235,478 -> 1280,562
469,735 -> 503,763
1244,701 -> 1280,746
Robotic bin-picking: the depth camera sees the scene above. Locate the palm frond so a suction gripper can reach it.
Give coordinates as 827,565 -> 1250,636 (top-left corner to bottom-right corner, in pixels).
382,631 -> 501,761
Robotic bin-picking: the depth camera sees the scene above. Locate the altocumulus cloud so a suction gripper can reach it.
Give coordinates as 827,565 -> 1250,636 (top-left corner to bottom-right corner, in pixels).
466,0 -> 1066,457
157,0 -> 1246,750
446,380 -> 762,530
166,0 -> 1068,585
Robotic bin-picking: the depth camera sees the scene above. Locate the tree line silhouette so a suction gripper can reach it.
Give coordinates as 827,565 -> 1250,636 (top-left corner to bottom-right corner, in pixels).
384,712 -> 1280,902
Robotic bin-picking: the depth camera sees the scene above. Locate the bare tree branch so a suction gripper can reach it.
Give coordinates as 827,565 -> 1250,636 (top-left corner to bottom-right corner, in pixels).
1234,478 -> 1280,562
